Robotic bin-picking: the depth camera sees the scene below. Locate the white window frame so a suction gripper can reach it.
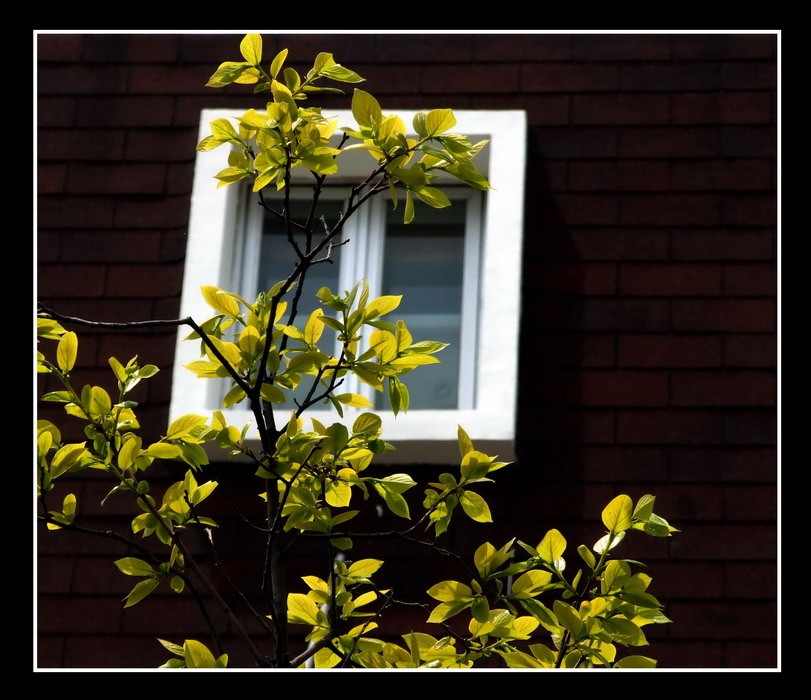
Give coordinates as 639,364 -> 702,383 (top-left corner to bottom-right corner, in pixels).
171,109 -> 526,463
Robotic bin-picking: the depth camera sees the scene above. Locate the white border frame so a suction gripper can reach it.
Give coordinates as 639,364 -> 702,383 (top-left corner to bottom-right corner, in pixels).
171,109 -> 526,462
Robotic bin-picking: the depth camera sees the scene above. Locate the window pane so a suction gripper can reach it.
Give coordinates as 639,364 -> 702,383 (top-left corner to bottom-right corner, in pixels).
257,199 -> 344,315
377,199 -> 467,410
257,199 -> 345,413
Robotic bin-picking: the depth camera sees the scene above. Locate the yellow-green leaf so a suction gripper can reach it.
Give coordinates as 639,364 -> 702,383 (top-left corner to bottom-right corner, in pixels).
201,285 -> 240,317
537,529 -> 567,563
364,295 -> 401,320
511,570 -> 553,598
166,414 -> 208,440
425,108 -> 456,136
56,331 -> 78,372
602,494 -> 634,533
114,557 -> 155,576
334,393 -> 373,408
184,639 -> 217,668
287,593 -> 321,625
347,559 -> 383,579
459,490 -> 492,523
239,34 -> 262,65
427,580 -> 473,603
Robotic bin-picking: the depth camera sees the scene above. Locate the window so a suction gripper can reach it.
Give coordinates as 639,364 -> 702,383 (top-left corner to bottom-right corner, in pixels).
171,109 -> 526,462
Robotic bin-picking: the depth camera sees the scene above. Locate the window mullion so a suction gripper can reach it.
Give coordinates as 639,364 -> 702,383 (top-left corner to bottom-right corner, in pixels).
457,190 -> 483,410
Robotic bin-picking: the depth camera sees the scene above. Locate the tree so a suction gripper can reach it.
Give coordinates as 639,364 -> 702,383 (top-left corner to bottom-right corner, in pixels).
36,34 -> 677,669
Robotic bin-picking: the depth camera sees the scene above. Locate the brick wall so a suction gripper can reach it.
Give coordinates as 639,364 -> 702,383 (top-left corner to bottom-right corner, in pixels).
37,32 -> 778,669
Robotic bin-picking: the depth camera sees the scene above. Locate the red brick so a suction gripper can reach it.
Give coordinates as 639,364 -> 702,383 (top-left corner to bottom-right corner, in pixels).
96,332 -> 177,369
647,640 -> 724,669
38,64 -> 130,95
38,164 -> 66,194
652,561 -> 724,598
723,409 -> 776,445
332,63 -> 416,95
671,370 -> 775,407
723,264 -> 777,296
669,523 -> 776,560
172,94 -> 260,127
723,193 -> 776,225
71,556 -> 140,594
555,194 -> 620,225
723,485 -> 777,521
564,228 -> 669,261
620,263 -> 721,296
521,63 -> 618,92
670,447 -> 776,482
723,334 -> 776,367
113,196 -> 191,228
508,482 -> 617,521
672,159 -> 774,191
620,62 -> 721,91
572,94 -> 670,125
82,33 -> 180,63
39,128 -> 127,161
66,163 -> 167,195
666,600 -> 776,639
60,230 -> 163,263
104,262 -> 184,298
670,228 -> 775,261
178,32 -> 251,62
474,34 -> 570,62
119,595 -> 220,636
570,298 -> 670,332
529,127 -> 617,159
476,94 -> 569,125
580,370 -> 669,406
672,92 -> 774,124
159,229 -> 190,263
61,634 -> 170,668
721,126 -> 776,157
518,409 -> 615,445
530,333 -> 616,368
724,641 -> 778,669
38,231 -> 61,262
673,299 -> 775,332
129,64 -> 215,95
617,409 -> 722,444
38,33 -> 83,61
124,128 -> 198,162
38,195 -> 117,229
672,34 -> 776,60
721,61 -> 777,90
38,595 -> 123,634
619,334 -> 721,368
529,262 -> 617,294
535,445 -> 670,482
375,34 -> 474,63
569,160 -> 668,191
38,263 -> 107,297
38,97 -> 77,127
531,369 -> 667,406
618,126 -> 718,158
38,556 -> 74,593
36,635 -> 65,668
422,63 -> 519,94
656,483 -> 723,521
620,194 -> 720,226
76,96 -> 174,127
725,562 -> 777,598
571,35 -> 672,61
